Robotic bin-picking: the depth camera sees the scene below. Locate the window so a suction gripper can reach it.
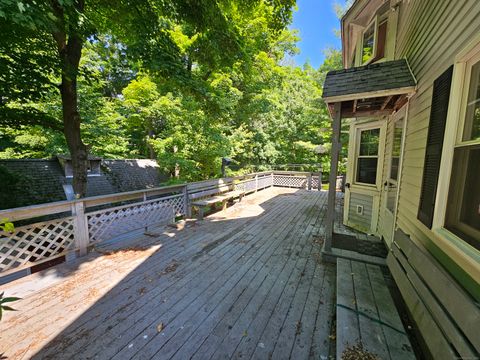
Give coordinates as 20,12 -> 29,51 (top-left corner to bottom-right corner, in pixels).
362,23 -> 375,64
361,18 -> 388,65
445,57 -> 480,250
356,128 -> 380,184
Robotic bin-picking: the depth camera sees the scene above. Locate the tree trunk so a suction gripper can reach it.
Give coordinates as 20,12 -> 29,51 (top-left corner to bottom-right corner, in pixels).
173,145 -> 180,179
61,75 -> 88,198
53,1 -> 88,198
147,129 -> 156,159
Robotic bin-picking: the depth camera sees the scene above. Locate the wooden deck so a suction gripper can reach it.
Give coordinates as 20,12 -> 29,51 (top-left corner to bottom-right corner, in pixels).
0,187 -> 336,360
336,258 -> 415,359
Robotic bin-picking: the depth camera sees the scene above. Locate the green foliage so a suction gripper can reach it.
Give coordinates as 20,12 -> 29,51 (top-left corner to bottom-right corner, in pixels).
0,218 -> 14,233
0,0 -> 347,183
0,292 -> 20,321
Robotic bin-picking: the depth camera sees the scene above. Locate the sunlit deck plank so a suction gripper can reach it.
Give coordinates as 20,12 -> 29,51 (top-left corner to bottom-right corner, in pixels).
0,188 -> 334,360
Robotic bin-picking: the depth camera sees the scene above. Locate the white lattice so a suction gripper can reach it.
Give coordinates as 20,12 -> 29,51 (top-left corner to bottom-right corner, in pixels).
87,194 -> 185,243
273,175 -> 307,188
312,177 -> 321,189
257,176 -> 273,190
234,179 -> 257,193
0,217 -> 75,272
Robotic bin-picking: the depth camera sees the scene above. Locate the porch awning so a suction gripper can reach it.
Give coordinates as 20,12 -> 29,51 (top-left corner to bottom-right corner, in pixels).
323,59 -> 416,117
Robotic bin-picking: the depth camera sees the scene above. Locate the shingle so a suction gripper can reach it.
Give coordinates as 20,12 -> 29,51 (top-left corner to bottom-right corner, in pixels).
323,59 -> 416,99
0,159 -> 168,209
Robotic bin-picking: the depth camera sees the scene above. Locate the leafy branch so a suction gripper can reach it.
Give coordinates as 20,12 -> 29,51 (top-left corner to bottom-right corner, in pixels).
0,292 -> 21,321
0,218 -> 14,233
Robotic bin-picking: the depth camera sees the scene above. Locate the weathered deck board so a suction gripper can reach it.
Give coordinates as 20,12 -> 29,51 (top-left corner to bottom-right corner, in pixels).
336,258 -> 415,360
0,188 -> 337,360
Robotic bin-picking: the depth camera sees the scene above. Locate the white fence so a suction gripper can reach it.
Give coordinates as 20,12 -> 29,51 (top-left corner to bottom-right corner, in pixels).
0,171 -> 321,276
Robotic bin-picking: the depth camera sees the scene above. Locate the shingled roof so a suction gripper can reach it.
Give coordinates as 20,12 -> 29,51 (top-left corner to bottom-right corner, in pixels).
0,159 -> 168,210
323,59 -> 416,101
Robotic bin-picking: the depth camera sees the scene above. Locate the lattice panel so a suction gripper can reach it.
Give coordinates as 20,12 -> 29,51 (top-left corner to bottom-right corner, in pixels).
234,179 -> 257,193
257,176 -> 273,190
273,175 -> 307,189
312,177 -> 321,189
87,194 -> 185,243
0,217 -> 75,273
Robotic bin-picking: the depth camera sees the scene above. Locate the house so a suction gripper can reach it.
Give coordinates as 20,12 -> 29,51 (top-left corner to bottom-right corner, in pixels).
0,157 -> 167,209
322,0 -> 480,358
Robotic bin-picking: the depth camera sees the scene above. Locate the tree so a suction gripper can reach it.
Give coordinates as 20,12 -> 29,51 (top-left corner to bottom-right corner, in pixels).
1,0 -> 295,197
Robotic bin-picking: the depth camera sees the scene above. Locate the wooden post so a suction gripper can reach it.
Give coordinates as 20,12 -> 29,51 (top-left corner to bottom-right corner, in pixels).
318,168 -> 322,191
324,102 -> 342,253
183,185 -> 191,218
271,172 -> 274,187
307,173 -> 312,190
255,174 -> 258,192
72,201 -> 89,256
143,191 -> 148,232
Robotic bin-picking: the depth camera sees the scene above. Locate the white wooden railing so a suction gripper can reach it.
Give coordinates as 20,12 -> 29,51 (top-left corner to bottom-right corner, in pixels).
0,171 -> 321,277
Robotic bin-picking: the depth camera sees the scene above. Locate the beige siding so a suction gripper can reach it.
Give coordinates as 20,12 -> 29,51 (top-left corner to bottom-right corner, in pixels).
348,192 -> 373,232
394,0 -> 480,294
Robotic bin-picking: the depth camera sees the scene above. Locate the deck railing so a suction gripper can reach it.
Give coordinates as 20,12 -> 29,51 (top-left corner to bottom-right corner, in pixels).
0,171 -> 321,277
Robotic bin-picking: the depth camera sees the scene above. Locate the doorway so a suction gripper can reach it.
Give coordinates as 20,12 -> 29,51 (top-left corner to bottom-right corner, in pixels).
344,119 -> 387,234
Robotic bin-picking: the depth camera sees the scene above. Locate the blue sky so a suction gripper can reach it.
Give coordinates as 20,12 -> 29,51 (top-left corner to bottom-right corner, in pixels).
290,0 -> 346,68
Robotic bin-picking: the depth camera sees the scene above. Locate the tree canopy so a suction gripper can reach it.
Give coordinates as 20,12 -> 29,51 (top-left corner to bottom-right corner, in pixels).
0,0 -> 343,187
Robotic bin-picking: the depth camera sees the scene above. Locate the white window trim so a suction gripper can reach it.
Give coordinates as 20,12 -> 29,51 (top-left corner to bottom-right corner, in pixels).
359,17 -> 378,66
356,10 -> 393,67
433,35 -> 480,257
352,120 -> 386,189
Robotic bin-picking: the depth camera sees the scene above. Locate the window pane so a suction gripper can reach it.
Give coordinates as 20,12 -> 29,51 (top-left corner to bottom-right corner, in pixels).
446,145 -> 480,250
359,128 -> 380,156
357,158 -> 378,184
362,24 -> 375,63
390,120 -> 403,180
463,60 -> 480,142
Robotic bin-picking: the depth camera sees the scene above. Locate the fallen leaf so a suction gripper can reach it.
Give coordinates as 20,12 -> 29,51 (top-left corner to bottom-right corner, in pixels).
144,231 -> 160,237
157,322 -> 164,332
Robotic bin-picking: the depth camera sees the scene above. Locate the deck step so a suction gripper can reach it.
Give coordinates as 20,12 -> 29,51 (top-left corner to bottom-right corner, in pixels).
336,258 -> 415,360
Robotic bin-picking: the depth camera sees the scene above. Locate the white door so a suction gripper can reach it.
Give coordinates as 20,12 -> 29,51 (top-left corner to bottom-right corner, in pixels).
344,119 -> 387,234
380,106 -> 406,246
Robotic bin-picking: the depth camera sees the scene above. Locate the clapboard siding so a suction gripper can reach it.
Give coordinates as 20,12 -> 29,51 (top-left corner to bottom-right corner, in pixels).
394,0 -> 480,297
348,192 -> 373,232
381,1 -> 480,356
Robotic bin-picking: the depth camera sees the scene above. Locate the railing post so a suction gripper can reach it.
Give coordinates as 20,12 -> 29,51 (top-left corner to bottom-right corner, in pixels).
318,169 -> 322,191
271,172 -> 274,187
255,174 -> 258,192
307,173 -> 312,190
183,185 -> 191,218
72,201 -> 89,256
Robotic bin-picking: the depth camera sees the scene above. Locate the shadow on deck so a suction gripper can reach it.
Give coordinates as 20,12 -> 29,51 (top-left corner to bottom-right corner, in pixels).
1,187 -> 340,360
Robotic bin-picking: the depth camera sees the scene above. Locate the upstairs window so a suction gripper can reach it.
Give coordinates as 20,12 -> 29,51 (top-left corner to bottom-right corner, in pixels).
362,23 -> 375,64
361,18 -> 388,65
